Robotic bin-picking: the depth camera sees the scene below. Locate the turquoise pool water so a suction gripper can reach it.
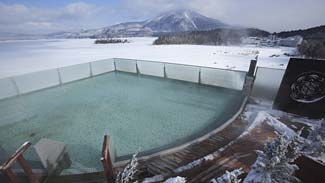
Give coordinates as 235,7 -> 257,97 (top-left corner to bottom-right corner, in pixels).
0,72 -> 244,172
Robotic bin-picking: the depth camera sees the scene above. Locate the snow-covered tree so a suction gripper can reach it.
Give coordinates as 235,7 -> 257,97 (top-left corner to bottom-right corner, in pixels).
243,132 -> 302,183
115,153 -> 139,183
211,168 -> 243,183
163,176 -> 186,183
303,120 -> 325,162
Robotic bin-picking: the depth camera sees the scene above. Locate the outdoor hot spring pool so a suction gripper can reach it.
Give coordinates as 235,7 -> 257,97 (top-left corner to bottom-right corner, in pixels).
0,71 -> 244,172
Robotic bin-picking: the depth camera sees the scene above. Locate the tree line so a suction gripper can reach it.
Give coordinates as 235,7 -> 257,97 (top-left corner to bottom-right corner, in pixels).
153,28 -> 270,46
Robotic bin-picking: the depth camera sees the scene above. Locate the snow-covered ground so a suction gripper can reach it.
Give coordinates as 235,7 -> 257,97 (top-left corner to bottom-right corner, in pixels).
0,37 -> 296,78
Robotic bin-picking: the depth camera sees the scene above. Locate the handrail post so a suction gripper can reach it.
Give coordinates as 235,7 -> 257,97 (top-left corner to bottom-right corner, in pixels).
89,62 -> 93,77
101,135 -> 114,183
17,155 -> 39,183
198,67 -> 202,84
2,168 -> 20,183
164,64 -> 167,78
113,58 -> 117,71
136,60 -> 139,75
10,77 -> 20,96
57,68 -> 63,85
248,59 -> 257,78
0,142 -> 40,183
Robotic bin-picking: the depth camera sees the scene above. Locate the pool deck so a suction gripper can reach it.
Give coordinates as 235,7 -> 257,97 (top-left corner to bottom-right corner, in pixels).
32,100 -> 307,183
136,114 -> 251,181
174,119 -> 277,183
133,111 -> 276,183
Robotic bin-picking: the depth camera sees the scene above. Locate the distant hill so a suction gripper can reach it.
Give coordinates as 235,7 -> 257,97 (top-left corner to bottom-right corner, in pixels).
276,25 -> 325,39
153,28 -> 270,45
49,10 -> 229,38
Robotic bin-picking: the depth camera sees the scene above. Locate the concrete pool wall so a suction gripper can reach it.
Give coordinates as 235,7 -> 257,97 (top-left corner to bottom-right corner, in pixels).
251,67 -> 286,103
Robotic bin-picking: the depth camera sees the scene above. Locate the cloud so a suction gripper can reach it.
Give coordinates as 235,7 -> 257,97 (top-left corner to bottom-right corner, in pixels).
199,0 -> 325,32
120,0 -> 227,18
0,3 -> 31,24
0,0 -> 325,34
118,0 -> 200,20
0,2 -> 101,34
63,2 -> 99,18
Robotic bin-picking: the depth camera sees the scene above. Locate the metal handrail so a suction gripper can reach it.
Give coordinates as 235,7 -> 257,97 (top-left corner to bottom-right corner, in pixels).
0,142 -> 40,183
101,135 -> 114,183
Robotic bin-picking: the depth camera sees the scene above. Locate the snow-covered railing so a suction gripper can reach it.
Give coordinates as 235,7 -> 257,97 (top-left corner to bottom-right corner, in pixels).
0,58 -> 247,101
251,67 -> 285,103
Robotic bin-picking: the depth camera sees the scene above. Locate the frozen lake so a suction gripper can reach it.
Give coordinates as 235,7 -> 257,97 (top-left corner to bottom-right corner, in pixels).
0,37 -> 295,78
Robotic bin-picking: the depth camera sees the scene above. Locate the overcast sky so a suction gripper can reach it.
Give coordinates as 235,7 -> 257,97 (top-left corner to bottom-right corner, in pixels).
1,0 -> 324,34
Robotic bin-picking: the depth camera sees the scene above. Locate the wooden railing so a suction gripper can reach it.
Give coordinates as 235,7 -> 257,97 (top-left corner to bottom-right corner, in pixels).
101,135 -> 114,183
0,142 -> 40,183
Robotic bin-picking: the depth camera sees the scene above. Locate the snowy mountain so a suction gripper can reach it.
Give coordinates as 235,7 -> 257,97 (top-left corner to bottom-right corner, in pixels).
143,10 -> 227,33
50,10 -> 228,38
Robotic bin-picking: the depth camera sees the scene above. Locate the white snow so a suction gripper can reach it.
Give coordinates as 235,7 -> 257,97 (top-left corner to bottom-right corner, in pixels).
174,153 -> 219,173
242,110 -> 296,138
141,175 -> 164,183
174,155 -> 209,173
0,37 -> 295,78
184,12 -> 198,29
304,120 -> 325,163
245,102 -> 319,129
163,176 -> 186,183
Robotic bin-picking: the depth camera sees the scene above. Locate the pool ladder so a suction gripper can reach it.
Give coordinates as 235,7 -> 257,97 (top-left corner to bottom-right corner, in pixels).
0,142 -> 42,183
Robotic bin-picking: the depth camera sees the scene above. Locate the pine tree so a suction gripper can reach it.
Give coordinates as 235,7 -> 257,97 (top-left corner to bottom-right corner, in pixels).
243,132 -> 302,183
115,153 -> 139,183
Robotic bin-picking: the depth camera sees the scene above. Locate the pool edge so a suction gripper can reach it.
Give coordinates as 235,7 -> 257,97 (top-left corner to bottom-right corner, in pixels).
114,96 -> 248,167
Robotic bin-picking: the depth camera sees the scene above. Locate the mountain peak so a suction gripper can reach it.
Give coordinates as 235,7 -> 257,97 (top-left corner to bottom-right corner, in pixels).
144,9 -> 227,32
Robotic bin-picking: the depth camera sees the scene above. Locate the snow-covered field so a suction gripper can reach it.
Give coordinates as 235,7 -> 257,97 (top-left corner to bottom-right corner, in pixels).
0,37 -> 296,78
